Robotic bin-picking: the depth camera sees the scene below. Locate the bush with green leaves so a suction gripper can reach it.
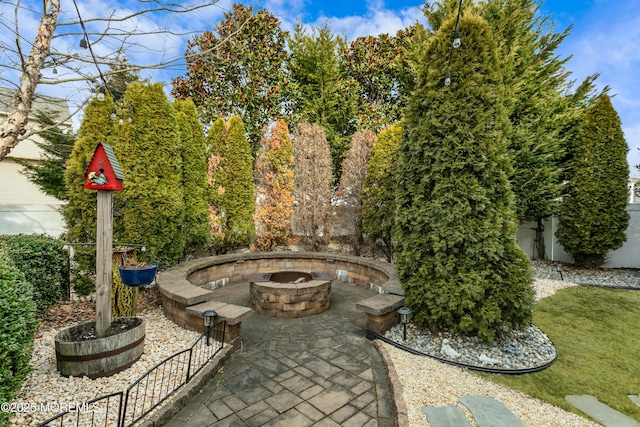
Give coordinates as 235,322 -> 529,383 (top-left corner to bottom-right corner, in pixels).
206,116 -> 255,253
0,249 -> 37,426
556,93 -> 630,267
394,14 -> 534,342
361,121 -> 403,262
0,234 -> 69,313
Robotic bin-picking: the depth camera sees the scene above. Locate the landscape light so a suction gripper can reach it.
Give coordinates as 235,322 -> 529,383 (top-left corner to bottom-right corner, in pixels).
202,310 -> 217,345
398,307 -> 412,341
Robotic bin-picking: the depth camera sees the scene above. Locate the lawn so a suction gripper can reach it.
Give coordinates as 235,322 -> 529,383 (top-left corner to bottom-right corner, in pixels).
483,286 -> 640,421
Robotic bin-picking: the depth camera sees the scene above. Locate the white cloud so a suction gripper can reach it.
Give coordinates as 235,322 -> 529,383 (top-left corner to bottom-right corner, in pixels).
310,4 -> 426,40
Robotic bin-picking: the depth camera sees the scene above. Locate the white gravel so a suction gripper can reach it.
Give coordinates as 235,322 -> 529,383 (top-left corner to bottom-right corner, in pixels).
384,275 -> 601,427
7,307 -> 202,427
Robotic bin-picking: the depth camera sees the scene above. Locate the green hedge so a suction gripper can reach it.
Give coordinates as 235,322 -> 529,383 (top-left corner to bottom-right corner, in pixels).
0,234 -> 69,313
0,250 -> 37,426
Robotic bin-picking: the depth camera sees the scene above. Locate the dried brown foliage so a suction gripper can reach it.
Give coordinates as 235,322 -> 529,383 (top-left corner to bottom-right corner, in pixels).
291,123 -> 333,250
254,120 -> 295,250
334,130 -> 376,253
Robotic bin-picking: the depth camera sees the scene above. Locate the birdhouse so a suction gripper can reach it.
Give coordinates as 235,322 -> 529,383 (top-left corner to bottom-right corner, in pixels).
84,143 -> 125,191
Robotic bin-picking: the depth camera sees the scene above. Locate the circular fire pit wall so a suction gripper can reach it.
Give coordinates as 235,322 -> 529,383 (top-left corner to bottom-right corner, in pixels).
249,271 -> 331,318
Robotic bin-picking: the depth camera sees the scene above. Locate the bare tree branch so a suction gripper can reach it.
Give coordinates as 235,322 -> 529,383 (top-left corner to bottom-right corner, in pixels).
0,0 -> 229,161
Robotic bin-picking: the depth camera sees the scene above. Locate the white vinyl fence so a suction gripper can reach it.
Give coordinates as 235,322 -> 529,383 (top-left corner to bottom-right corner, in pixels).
517,203 -> 640,269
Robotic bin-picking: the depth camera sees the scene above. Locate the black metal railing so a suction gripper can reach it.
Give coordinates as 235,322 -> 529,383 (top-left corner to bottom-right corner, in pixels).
37,320 -> 226,427
35,392 -> 123,427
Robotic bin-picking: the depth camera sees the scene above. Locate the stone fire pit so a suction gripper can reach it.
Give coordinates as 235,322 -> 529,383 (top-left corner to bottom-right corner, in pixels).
249,271 -> 331,318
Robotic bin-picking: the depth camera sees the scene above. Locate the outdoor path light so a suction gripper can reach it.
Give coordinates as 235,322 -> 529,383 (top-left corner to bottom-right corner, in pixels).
398,307 -> 412,341
202,310 -> 217,346
554,263 -> 564,281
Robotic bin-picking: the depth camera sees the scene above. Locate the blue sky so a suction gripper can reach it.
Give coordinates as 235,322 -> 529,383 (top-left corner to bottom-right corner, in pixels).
1,0 -> 638,175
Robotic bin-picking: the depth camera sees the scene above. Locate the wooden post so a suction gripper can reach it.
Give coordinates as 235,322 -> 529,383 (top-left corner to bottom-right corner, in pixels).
96,190 -> 113,338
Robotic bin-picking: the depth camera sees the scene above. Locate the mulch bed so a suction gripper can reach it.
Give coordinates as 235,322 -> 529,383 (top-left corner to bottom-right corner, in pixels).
36,287 -> 161,336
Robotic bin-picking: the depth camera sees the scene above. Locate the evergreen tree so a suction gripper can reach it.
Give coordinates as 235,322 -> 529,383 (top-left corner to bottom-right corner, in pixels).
425,0 -> 599,259
112,82 -> 185,264
175,99 -> 210,252
556,93 -> 630,267
291,123 -> 333,250
16,112 -> 74,201
288,22 -> 358,182
361,121 -> 403,262
254,120 -> 295,250
344,27 -> 419,131
64,93 -> 117,244
172,4 -> 290,154
206,116 -> 255,252
394,14 -> 534,342
480,0 -> 587,259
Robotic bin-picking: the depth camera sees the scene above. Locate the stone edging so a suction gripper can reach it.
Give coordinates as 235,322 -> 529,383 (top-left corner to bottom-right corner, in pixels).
372,340 -> 409,427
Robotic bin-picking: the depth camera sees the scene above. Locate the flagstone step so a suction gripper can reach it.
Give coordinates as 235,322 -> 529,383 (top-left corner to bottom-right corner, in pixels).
629,395 -> 640,408
566,394 -> 640,427
459,396 -> 526,427
422,405 -> 472,427
422,396 -> 526,427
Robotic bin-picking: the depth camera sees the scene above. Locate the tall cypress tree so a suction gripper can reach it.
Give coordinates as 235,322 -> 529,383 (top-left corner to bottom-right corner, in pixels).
175,99 -> 210,252
394,14 -> 534,342
556,93 -> 630,267
64,94 -> 117,244
112,82 -> 185,264
254,120 -> 295,250
361,121 -> 403,262
206,116 -> 255,252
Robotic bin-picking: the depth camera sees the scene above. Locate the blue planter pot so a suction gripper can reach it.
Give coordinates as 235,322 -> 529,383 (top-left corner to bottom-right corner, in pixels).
118,263 -> 158,287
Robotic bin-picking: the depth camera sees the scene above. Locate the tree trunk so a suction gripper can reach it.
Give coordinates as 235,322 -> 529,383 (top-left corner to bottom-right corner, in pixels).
0,0 -> 60,161
536,218 -> 547,260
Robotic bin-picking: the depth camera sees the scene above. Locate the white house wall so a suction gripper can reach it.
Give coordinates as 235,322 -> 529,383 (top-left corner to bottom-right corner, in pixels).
0,158 -> 65,237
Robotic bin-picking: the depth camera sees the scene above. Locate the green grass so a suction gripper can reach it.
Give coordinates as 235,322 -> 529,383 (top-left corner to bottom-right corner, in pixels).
481,286 -> 640,421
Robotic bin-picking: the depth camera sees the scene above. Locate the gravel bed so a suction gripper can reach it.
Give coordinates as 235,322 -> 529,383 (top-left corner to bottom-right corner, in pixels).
385,261 -> 639,426
8,308 -> 202,427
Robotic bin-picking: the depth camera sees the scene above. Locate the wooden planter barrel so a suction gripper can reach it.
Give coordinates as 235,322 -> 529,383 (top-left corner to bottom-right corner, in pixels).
55,317 -> 145,379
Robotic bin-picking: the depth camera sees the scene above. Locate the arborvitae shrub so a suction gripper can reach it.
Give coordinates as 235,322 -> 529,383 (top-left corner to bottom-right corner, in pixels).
335,130 -> 376,254
206,116 -> 255,252
291,123 -> 333,250
175,99 -> 210,252
556,93 -> 630,267
112,82 -> 186,264
254,120 -> 295,250
361,121 -> 403,261
394,14 -> 534,342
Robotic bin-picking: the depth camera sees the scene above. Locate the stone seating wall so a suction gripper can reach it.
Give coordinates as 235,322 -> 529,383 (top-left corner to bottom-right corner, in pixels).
157,251 -> 403,342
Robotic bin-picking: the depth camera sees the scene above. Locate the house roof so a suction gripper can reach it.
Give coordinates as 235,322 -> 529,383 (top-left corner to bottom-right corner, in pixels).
0,86 -> 72,125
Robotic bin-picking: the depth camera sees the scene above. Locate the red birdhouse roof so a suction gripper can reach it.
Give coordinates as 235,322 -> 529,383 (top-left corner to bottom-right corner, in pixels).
84,143 -> 125,191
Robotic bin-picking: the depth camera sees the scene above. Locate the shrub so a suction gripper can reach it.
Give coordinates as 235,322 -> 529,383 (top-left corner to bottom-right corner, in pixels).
291,123 -> 333,250
556,93 -> 630,267
206,116 -> 255,252
254,120 -> 295,250
0,250 -> 37,426
0,234 -> 69,313
361,121 -> 403,262
395,14 -> 534,342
